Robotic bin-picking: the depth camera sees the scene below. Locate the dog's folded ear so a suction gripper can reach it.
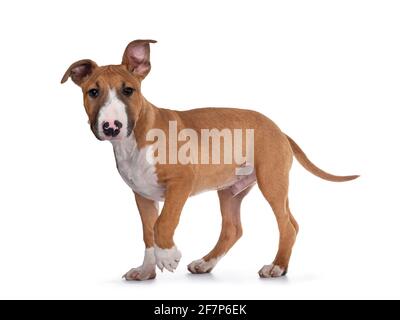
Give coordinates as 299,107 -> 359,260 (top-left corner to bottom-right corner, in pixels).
122,39 -> 157,79
61,59 -> 98,85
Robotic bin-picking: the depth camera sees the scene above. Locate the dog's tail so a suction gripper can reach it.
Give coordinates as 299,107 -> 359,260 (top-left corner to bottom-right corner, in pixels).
285,134 -> 359,182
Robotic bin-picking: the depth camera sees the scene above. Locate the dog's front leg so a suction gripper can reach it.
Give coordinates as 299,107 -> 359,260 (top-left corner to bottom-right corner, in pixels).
123,192 -> 159,281
154,179 -> 192,272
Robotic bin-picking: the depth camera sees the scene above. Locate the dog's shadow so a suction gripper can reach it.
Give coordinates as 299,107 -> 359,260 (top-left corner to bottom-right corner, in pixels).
116,272 -> 313,285
185,273 -> 216,282
185,273 -> 293,284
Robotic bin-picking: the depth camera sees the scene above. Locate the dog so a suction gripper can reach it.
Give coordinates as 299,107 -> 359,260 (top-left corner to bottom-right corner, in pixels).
61,39 -> 359,280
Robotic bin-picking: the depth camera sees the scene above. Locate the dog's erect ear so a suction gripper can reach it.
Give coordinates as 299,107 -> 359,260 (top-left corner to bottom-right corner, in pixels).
61,59 -> 98,85
122,39 -> 157,79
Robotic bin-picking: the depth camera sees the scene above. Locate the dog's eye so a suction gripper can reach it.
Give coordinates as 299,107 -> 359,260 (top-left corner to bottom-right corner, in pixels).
122,87 -> 135,97
88,88 -> 99,98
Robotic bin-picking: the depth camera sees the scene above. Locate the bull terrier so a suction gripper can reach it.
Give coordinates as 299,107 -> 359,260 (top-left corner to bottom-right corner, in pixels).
61,39 -> 359,280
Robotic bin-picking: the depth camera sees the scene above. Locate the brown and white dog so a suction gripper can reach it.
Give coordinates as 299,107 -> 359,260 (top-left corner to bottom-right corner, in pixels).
61,39 -> 359,281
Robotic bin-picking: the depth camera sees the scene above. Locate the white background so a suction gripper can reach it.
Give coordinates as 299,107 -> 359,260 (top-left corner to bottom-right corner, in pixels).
0,0 -> 399,300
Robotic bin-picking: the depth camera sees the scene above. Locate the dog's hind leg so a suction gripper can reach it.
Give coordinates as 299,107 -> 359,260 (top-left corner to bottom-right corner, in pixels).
256,167 -> 298,278
187,185 -> 253,274
287,198 -> 299,234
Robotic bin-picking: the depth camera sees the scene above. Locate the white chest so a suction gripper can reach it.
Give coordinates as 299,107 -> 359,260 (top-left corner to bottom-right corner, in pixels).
112,138 -> 165,201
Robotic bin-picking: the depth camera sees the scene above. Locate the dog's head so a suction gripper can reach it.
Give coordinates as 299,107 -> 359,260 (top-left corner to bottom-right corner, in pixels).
61,39 -> 156,141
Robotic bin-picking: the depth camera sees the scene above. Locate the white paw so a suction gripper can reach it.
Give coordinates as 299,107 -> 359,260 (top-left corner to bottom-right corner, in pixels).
123,265 -> 156,281
155,245 -> 182,272
187,258 -> 219,274
123,247 -> 156,281
258,264 -> 286,278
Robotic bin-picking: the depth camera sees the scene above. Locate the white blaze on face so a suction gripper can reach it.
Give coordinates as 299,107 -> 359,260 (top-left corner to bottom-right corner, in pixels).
97,89 -> 128,139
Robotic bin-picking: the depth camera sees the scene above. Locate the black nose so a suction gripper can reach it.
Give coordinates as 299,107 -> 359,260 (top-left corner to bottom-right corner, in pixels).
114,120 -> 123,129
102,121 -> 122,137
